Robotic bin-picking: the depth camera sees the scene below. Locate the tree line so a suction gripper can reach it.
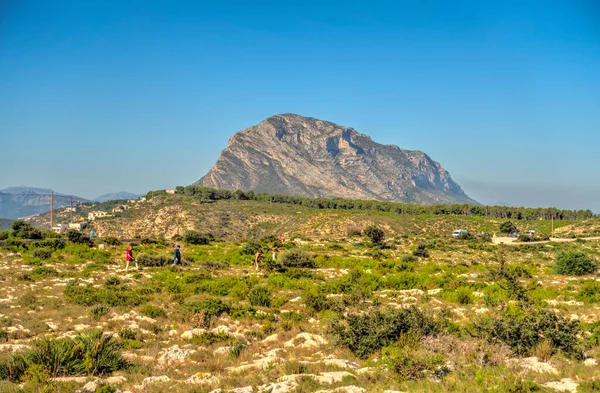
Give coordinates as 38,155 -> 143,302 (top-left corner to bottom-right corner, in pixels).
166,186 -> 595,221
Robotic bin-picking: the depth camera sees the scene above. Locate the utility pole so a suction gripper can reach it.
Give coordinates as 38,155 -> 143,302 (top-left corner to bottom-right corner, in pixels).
50,191 -> 54,230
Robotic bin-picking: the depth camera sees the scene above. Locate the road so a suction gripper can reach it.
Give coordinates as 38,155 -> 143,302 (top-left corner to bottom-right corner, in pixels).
492,236 -> 600,245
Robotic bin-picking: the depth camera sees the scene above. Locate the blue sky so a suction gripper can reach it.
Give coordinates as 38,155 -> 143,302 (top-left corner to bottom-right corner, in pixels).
1,1 -> 599,210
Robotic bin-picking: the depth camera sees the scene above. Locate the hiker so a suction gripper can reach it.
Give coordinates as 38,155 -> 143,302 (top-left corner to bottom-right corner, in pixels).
272,247 -> 279,262
125,245 -> 138,271
173,244 -> 182,266
254,248 -> 263,271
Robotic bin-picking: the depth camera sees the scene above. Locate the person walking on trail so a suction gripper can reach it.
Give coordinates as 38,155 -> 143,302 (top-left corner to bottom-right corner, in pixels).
173,244 -> 182,266
125,246 -> 138,271
254,248 -> 263,271
272,247 -> 279,262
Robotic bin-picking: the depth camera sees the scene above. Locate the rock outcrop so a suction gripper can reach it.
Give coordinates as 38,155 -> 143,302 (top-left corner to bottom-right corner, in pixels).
196,114 -> 476,205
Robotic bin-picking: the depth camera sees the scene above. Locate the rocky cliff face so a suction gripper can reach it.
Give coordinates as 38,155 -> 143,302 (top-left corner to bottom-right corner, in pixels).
196,114 -> 477,205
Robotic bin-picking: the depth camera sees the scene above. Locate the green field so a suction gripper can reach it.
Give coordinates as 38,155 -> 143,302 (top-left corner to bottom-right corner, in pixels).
1,214 -> 600,392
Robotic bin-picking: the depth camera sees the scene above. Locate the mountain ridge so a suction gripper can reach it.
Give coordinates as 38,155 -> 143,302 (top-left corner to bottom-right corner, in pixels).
196,114 -> 477,205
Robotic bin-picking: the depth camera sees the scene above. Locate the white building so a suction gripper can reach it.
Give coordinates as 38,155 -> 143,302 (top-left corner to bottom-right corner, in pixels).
69,222 -> 87,231
52,224 -> 69,234
87,211 -> 109,221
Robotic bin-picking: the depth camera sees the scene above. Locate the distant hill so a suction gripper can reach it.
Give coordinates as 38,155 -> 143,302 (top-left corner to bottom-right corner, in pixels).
93,192 -> 141,202
196,114 -> 478,205
0,186 -> 88,219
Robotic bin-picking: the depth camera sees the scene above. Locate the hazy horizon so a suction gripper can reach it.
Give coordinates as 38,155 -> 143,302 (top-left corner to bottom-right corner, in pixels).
1,1 -> 599,212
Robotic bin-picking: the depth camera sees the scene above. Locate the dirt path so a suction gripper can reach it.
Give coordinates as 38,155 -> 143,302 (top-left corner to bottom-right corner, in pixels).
492,236 -> 600,245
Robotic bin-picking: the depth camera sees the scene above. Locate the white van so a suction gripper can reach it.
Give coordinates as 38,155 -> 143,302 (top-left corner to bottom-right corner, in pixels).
452,229 -> 468,239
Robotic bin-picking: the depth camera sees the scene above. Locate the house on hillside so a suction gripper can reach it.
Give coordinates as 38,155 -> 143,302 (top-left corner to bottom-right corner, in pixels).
111,205 -> 129,213
87,211 -> 108,221
165,189 -> 175,194
52,224 -> 68,234
69,222 -> 87,231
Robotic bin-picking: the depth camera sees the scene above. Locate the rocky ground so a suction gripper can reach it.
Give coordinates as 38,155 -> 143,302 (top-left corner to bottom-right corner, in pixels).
1,229 -> 600,392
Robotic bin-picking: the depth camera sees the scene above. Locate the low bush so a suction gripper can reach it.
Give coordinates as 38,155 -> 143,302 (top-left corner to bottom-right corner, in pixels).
248,286 -> 272,307
472,306 -> 581,358
0,331 -> 128,382
412,244 -> 429,258
553,251 -> 596,276
103,237 -> 122,246
136,253 -> 170,267
30,266 -> 58,280
140,304 -> 166,319
188,298 -> 230,327
280,249 -> 315,269
302,286 -> 330,313
577,281 -> 600,303
29,239 -> 65,251
66,229 -> 92,246
183,230 -> 214,245
455,287 -> 474,305
364,225 -> 385,247
90,304 -> 110,320
240,240 -> 262,256
64,281 -> 147,307
330,306 -> 437,358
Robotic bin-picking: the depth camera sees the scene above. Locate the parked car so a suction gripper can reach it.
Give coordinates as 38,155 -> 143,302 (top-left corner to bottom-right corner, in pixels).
507,231 -> 520,238
452,229 -> 468,239
476,233 -> 490,239
524,230 -> 536,237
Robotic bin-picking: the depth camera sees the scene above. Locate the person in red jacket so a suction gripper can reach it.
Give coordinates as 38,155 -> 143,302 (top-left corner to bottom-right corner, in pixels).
125,246 -> 138,271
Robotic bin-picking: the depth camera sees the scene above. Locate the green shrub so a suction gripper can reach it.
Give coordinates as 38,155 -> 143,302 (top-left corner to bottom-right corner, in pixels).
385,348 -> 448,381
248,286 -> 272,307
412,244 -> 429,258
364,225 -> 385,247
240,240 -> 261,256
30,266 -> 58,280
136,253 -> 170,267
302,287 -> 330,313
140,305 -> 166,319
183,230 -> 214,245
90,304 -> 110,320
29,239 -> 65,251
31,247 -> 52,260
119,327 -> 137,340
103,237 -> 122,246
188,298 -> 230,327
499,221 -> 518,234
18,291 -> 37,310
0,230 -> 10,240
64,281 -> 146,307
330,306 -> 437,358
280,249 -> 315,269
95,385 -> 117,393
12,220 -> 42,239
66,229 -> 92,246
472,306 -> 581,358
578,380 -> 600,393
455,287 -> 474,305
0,331 -> 128,382
553,251 -> 596,276
577,281 -> 600,303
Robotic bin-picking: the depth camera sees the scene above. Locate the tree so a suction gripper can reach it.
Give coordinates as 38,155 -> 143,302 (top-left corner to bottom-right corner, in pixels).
363,225 -> 385,247
11,220 -> 42,239
499,221 -> 518,234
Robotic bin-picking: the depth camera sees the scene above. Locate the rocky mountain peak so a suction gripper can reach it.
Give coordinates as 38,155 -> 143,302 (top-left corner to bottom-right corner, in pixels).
196,114 -> 477,205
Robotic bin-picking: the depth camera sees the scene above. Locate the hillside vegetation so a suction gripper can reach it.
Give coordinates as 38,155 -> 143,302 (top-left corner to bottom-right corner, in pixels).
28,187 -> 592,241
2,203 -> 600,392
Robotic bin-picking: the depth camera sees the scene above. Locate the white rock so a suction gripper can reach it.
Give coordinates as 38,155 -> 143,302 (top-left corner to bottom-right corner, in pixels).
142,375 -> 171,385
323,359 -> 360,369
284,332 -> 328,348
543,378 -> 578,393
158,345 -> 196,365
230,386 -> 253,393
79,380 -> 99,392
105,376 -> 127,385
46,321 -> 59,331
213,346 -> 232,355
181,328 -> 206,339
259,380 -> 297,393
517,357 -> 559,374
383,391 -> 408,393
584,358 -> 597,366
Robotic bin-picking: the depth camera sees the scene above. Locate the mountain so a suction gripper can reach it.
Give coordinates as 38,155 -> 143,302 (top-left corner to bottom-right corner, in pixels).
195,114 -> 478,205
93,192 -> 141,202
0,187 -> 88,219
